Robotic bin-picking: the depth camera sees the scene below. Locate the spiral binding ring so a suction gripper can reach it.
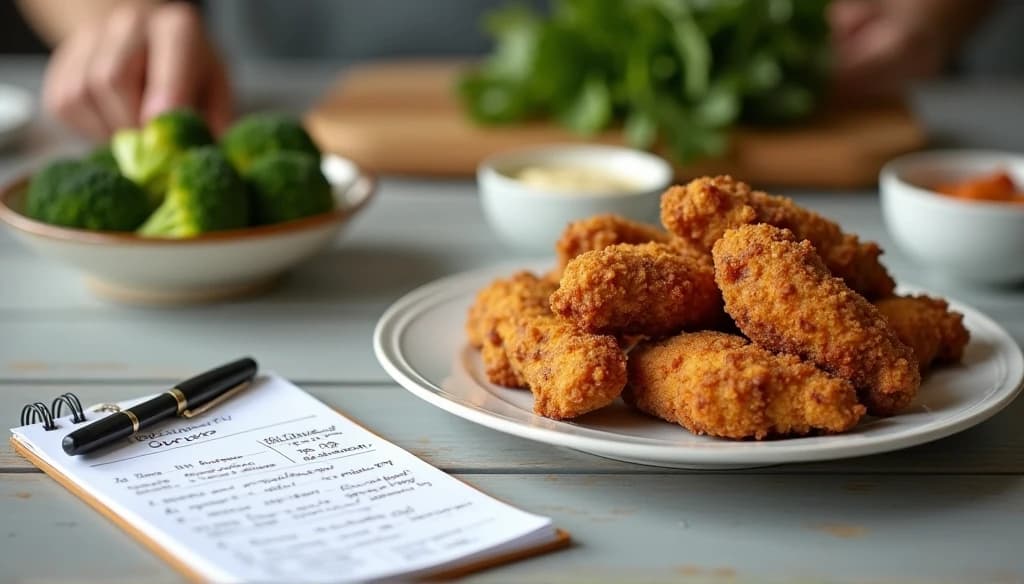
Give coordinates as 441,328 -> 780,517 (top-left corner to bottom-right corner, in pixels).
19,392 -> 87,431
51,392 -> 87,424
20,402 -> 56,430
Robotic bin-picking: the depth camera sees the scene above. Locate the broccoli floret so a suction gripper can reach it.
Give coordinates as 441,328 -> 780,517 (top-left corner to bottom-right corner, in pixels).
25,160 -> 151,231
245,151 -> 334,225
111,108 -> 214,205
137,146 -> 249,238
220,113 -> 320,175
25,159 -> 82,220
85,144 -> 120,172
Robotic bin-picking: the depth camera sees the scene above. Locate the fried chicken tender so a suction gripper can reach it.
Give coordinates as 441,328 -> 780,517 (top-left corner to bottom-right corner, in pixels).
553,214 -> 670,275
498,315 -> 627,419
626,332 -> 865,439
550,242 -> 723,337
666,236 -> 716,271
875,295 -> 970,373
465,271 -> 557,388
662,175 -> 896,299
712,224 -> 919,416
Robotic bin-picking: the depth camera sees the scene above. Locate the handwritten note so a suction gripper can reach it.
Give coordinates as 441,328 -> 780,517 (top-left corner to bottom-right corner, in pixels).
12,375 -> 556,582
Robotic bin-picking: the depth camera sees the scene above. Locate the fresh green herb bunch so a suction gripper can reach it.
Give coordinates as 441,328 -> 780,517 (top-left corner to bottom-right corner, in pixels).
459,0 -> 831,163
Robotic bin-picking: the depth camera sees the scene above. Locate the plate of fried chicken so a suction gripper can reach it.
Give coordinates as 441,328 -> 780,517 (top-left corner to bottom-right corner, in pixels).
374,176 -> 1024,469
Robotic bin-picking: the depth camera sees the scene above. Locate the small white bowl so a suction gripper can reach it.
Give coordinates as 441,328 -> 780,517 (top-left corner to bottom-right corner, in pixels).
477,145 -> 673,255
0,155 -> 376,304
0,84 -> 33,149
880,150 -> 1024,284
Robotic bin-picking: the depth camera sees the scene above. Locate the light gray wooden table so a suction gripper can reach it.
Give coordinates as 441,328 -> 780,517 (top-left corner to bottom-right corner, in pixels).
1,57 -> 1023,584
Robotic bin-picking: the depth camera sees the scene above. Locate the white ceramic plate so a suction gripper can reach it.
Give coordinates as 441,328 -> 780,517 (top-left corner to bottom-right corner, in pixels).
374,262 -> 1024,469
0,84 -> 33,148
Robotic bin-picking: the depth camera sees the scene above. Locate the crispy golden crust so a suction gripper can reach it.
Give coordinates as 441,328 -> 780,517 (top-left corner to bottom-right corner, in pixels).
498,315 -> 627,419
712,224 -> 919,416
626,332 -> 865,439
550,242 -> 723,337
479,342 -> 521,388
465,271 -> 557,388
661,176 -> 757,249
661,175 -> 896,299
666,236 -> 716,271
553,214 -> 670,277
875,295 -> 970,373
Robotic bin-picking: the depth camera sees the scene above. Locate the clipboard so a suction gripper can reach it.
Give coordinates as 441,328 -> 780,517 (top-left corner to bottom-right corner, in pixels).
11,382 -> 571,582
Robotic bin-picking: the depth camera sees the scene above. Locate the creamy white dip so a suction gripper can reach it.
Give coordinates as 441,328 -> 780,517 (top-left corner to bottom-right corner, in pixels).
513,165 -> 640,194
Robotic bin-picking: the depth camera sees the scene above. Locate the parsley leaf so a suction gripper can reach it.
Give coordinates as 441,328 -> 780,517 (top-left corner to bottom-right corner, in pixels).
458,0 -> 831,164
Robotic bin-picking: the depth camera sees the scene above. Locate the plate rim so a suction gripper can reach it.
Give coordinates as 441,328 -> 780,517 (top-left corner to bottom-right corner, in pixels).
373,262 -> 1024,467
0,83 -> 33,141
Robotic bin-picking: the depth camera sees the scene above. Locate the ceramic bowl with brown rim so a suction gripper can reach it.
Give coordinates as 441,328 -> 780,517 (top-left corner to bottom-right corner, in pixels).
0,154 -> 375,304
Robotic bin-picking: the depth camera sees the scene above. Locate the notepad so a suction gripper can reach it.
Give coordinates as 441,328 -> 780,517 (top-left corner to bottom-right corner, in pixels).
10,375 -> 567,582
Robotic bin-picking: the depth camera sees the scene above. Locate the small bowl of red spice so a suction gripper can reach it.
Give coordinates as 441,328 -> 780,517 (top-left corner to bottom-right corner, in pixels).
880,150 -> 1024,284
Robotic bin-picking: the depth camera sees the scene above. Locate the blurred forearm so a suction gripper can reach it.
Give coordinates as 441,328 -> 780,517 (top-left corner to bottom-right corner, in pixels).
16,0 -> 158,45
906,0 -> 997,53
829,0 -> 998,100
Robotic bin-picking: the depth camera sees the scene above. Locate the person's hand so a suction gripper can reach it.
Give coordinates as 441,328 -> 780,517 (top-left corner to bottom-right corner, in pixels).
829,0 -> 992,100
42,1 -> 232,140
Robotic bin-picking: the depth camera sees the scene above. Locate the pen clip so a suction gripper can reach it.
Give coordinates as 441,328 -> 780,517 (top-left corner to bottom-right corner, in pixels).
182,380 -> 251,419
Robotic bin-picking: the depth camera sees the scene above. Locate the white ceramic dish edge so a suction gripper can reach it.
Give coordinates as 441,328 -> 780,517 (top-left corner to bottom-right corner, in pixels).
879,149 -> 1024,283
374,262 -> 1024,469
0,155 -> 376,304
0,83 -> 33,148
477,145 -> 673,255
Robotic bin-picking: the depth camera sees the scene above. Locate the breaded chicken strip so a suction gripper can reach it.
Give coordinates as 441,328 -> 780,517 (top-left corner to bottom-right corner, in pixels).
465,271 -> 557,388
666,236 -> 717,275
550,242 -> 723,337
626,332 -> 865,439
553,214 -> 669,273
498,315 -> 627,419
712,224 -> 919,416
875,295 -> 970,373
662,175 -> 896,299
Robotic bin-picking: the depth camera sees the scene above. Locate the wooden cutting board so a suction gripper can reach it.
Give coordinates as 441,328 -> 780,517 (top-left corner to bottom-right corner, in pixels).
305,61 -> 927,188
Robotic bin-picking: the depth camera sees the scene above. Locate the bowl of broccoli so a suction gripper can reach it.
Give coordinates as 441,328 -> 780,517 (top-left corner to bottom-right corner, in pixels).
0,109 -> 376,304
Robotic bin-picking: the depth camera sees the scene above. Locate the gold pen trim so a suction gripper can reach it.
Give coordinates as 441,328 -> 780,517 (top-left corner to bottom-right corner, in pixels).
122,409 -> 140,432
182,380 -> 252,419
166,388 -> 187,415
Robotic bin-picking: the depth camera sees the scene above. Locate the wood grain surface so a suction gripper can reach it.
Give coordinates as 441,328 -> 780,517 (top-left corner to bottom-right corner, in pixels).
6,473 -> 1024,583
306,61 -> 927,188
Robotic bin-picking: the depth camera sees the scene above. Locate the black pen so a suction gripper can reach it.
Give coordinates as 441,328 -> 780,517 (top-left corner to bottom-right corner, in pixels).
62,357 -> 258,456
